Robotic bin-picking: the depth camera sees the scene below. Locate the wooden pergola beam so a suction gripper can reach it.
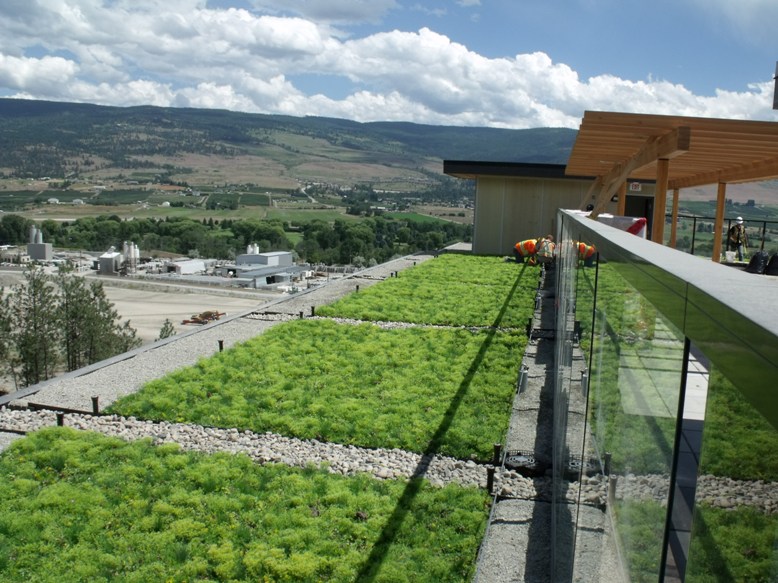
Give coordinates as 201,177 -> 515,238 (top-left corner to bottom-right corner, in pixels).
669,157 -> 778,189
588,126 -> 691,217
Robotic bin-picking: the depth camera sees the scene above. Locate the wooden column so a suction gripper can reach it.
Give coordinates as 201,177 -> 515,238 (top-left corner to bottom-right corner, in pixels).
712,182 -> 727,263
651,159 -> 670,243
669,188 -> 680,248
616,182 -> 627,216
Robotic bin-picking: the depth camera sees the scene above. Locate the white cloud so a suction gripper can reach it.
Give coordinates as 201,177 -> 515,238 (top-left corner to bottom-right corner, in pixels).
0,54 -> 78,92
0,2 -> 776,128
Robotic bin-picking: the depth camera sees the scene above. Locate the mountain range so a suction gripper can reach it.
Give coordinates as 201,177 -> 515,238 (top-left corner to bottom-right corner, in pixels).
0,98 -> 577,190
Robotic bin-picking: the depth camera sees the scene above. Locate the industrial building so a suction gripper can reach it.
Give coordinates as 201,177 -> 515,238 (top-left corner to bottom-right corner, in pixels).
215,248 -> 310,289
26,225 -> 53,262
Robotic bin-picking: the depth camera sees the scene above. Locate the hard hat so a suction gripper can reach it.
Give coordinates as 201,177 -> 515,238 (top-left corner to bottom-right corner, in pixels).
736,217 -> 743,224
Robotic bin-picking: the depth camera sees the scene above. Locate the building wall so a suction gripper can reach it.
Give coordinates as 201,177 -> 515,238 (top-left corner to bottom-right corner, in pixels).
236,251 -> 293,267
472,176 -> 597,255
27,243 -> 53,261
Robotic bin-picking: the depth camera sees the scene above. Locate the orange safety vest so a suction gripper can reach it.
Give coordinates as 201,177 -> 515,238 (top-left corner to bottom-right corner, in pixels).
514,239 -> 537,257
537,239 -> 555,259
577,242 -> 596,260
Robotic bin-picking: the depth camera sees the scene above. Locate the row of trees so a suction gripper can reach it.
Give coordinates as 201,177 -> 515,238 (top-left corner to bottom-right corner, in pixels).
1,213 -> 471,264
0,267 -> 140,389
295,217 -> 470,265
0,214 -> 292,260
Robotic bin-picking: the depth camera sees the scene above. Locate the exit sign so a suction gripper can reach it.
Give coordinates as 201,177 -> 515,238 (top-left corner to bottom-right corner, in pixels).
629,182 -> 642,192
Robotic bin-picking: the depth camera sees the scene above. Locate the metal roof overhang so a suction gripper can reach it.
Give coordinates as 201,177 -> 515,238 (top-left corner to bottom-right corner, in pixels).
566,111 -> 778,214
443,160 -> 584,180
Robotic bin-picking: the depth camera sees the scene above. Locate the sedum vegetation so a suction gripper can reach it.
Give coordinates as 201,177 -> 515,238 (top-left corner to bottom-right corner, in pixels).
317,254 -> 536,327
2,253 -> 531,579
0,428 -> 489,582
110,320 -> 526,461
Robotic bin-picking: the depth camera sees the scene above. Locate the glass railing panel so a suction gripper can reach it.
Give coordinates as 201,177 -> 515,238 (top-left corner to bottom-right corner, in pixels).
587,259 -> 686,583
551,220 -> 587,581
685,368 -> 778,583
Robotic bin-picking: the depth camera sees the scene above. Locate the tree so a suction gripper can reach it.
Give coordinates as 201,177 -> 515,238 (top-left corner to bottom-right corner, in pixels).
4,266 -> 60,388
157,319 -> 176,341
0,214 -> 33,245
0,288 -> 12,387
82,280 -> 141,363
55,268 -> 140,371
57,268 -> 94,371
0,267 -> 142,385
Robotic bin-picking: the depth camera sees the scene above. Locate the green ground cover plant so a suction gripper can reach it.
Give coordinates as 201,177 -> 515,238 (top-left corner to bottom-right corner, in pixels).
0,428 -> 489,582
110,319 -> 525,461
699,369 -> 778,482
686,505 -> 778,583
317,254 -> 537,328
614,499 -> 665,583
614,499 -> 778,583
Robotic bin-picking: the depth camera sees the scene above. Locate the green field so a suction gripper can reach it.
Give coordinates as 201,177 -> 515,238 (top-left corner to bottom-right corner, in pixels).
384,212 -> 449,224
238,192 -> 271,206
265,207 -> 355,223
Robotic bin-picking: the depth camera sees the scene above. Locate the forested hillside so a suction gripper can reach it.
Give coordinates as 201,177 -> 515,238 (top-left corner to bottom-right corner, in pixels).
0,98 -> 576,182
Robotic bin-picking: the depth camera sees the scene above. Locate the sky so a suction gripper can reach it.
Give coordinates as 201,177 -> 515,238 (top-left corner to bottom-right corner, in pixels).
0,0 -> 776,129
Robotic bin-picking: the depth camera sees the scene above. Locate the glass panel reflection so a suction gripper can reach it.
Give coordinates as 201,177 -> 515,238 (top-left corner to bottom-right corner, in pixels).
685,369 -> 778,583
587,261 -> 685,583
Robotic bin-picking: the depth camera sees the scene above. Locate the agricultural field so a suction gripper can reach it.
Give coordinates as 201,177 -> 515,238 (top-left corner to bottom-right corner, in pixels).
317,254 -> 536,328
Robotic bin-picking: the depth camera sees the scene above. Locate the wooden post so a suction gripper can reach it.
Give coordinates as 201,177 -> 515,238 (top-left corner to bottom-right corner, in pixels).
669,188 -> 680,248
652,159 -> 670,244
493,443 -> 502,466
487,466 -> 495,494
712,182 -> 727,263
616,182 -> 627,216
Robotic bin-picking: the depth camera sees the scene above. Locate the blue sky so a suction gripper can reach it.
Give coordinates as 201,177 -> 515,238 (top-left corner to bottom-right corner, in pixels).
0,0 -> 775,128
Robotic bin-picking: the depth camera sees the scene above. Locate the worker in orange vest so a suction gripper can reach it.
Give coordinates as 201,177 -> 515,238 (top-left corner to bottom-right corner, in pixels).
513,238 -> 538,264
536,235 -> 556,264
576,241 -> 597,267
